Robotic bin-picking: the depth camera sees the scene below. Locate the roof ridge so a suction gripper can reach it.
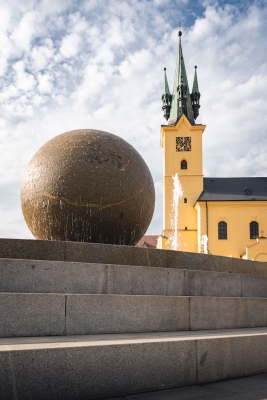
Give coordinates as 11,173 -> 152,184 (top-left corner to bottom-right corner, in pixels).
204,177 -> 267,179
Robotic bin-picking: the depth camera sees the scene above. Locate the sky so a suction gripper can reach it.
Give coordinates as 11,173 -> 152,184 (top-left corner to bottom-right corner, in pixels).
0,0 -> 267,239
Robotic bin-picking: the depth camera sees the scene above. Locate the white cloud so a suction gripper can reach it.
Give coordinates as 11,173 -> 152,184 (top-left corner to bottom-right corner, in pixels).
30,42 -> 54,71
0,6 -> 11,32
60,32 -> 81,58
37,73 -> 53,93
11,10 -> 38,53
12,60 -> 36,91
0,84 -> 19,102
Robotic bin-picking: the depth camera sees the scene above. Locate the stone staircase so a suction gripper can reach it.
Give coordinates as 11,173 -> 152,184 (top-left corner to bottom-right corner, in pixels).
1,238 -> 267,400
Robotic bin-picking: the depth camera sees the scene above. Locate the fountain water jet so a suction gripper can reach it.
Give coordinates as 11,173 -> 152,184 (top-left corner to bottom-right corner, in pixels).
201,234 -> 209,254
169,173 -> 183,250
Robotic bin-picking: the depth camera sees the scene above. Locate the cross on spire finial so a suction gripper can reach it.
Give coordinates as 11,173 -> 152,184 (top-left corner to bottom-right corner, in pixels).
178,22 -> 182,40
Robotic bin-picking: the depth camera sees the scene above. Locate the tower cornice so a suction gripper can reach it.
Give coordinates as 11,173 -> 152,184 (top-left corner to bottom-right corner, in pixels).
160,114 -> 206,148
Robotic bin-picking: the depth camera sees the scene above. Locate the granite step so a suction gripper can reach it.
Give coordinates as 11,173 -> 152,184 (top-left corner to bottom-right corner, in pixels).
1,257 -> 267,298
1,238 -> 267,276
1,293 -> 267,338
1,328 -> 267,400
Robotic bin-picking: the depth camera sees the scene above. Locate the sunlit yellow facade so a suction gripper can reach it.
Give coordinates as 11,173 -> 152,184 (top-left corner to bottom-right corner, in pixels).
157,115 -> 205,253
157,115 -> 267,262
195,201 -> 267,259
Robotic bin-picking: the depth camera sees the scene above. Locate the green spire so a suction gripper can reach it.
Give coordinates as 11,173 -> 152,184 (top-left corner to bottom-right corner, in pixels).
162,68 -> 172,120
168,30 -> 195,125
192,65 -> 199,93
191,66 -> 201,120
163,68 -> 171,95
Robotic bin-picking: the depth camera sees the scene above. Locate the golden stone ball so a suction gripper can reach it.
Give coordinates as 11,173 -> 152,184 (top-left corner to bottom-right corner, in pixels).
20,129 -> 155,245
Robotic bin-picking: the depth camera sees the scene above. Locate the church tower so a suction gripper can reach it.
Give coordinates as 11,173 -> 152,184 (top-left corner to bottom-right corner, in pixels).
157,31 -> 206,251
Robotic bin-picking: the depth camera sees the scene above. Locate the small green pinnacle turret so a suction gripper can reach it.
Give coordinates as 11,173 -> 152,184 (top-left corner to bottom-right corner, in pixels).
192,65 -> 199,93
161,30 -> 201,125
191,66 -> 201,120
162,68 -> 172,120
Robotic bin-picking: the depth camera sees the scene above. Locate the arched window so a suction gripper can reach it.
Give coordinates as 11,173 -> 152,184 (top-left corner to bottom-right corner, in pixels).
181,160 -> 187,170
218,221 -> 227,239
250,221 -> 259,239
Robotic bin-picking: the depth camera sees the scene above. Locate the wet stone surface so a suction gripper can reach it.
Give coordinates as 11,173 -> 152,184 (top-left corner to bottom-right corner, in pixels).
21,129 -> 155,245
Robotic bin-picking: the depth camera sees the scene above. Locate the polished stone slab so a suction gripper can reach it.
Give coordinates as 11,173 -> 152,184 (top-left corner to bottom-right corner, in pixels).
1,329 -> 267,400
0,258 -> 184,295
66,294 -> 189,335
241,274 -> 267,298
0,238 -> 65,261
0,334 -> 196,400
2,292 -> 267,337
2,257 -> 267,299
190,296 -> 267,330
1,238 -> 267,276
0,293 -> 190,337
0,293 -> 65,337
184,269 -> 241,297
197,334 -> 267,383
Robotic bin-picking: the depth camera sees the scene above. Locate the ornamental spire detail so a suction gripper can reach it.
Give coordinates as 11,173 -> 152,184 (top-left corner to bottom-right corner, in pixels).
191,66 -> 201,120
162,68 -> 172,120
161,30 -> 201,125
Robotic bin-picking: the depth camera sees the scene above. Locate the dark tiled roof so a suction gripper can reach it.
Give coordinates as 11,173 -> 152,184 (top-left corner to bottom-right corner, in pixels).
197,177 -> 267,201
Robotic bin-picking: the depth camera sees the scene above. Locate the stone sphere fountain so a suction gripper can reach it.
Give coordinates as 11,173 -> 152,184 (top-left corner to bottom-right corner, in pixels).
21,129 -> 155,246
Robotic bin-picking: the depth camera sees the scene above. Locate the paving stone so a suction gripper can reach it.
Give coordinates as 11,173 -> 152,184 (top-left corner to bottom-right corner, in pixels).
66,294 -> 189,334
0,293 -> 65,337
242,275 -> 267,298
185,270 -> 241,297
190,297 -> 267,330
0,238 -> 65,261
0,337 -> 196,400
0,258 -> 108,294
197,335 -> 267,383
0,259 -> 184,296
109,265 -> 184,296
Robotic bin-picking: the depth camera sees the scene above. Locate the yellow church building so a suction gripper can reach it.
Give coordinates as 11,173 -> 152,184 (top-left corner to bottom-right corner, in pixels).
156,31 -> 267,262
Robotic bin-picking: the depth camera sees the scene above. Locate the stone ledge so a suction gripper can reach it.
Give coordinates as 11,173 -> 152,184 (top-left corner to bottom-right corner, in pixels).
1,258 -> 267,298
1,328 -> 267,400
1,238 -> 267,276
0,293 -> 65,337
66,294 -> 189,335
2,293 -> 267,338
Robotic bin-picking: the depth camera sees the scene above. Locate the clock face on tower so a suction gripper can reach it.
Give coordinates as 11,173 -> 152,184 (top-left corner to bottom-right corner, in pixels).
176,136 -> 191,151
